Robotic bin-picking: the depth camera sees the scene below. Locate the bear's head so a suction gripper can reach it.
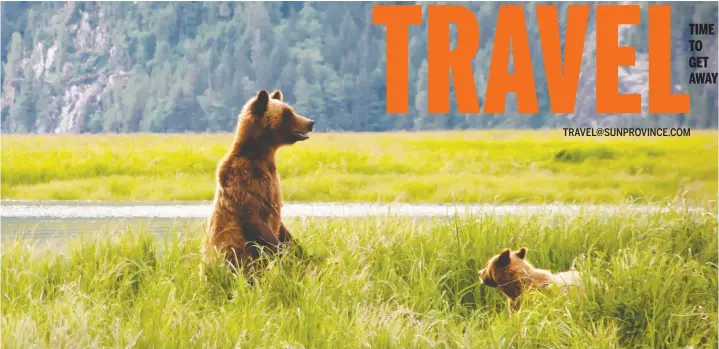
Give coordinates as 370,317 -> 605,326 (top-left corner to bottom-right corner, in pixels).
478,247 -> 528,289
242,89 -> 315,146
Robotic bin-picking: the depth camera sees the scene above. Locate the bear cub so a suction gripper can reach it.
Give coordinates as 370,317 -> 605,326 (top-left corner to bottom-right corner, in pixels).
202,89 -> 314,272
478,247 -> 580,312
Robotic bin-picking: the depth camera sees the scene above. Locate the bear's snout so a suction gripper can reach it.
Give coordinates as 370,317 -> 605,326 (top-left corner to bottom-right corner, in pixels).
478,268 -> 498,288
290,115 -> 314,141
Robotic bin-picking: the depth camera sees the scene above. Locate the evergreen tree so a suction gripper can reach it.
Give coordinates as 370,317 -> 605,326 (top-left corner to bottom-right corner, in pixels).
8,80 -> 36,133
4,32 -> 23,87
0,2 -> 716,133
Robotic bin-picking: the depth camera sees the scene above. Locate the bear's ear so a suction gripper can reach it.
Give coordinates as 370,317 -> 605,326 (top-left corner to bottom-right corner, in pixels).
516,247 -> 527,260
251,90 -> 270,115
270,90 -> 283,101
497,248 -> 511,267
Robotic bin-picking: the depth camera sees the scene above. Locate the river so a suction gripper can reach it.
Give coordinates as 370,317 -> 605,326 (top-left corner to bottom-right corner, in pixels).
1,200 -> 700,241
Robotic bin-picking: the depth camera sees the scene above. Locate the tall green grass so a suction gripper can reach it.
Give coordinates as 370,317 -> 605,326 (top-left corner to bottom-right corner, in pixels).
2,208 -> 716,348
2,130 -> 716,203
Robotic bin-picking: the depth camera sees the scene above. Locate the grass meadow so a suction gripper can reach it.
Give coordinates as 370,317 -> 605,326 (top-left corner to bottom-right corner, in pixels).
2,130 -> 717,203
2,130 -> 717,347
2,208 -> 717,348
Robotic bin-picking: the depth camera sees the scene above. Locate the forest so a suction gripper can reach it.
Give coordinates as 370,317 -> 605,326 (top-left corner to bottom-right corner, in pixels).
1,2 -> 717,134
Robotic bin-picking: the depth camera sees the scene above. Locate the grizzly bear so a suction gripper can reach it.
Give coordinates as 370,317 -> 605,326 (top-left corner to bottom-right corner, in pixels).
202,89 -> 314,271
478,247 -> 580,313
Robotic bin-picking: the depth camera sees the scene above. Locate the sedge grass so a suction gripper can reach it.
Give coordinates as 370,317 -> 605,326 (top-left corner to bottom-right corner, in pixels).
2,207 -> 717,348
2,130 -> 716,203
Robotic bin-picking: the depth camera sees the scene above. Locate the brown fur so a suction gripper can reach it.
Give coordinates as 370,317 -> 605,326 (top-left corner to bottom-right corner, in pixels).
478,247 -> 579,313
201,89 -> 314,272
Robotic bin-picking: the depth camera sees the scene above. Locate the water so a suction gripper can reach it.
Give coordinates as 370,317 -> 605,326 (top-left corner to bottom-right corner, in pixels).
1,200 -> 700,241
2,200 -> 692,219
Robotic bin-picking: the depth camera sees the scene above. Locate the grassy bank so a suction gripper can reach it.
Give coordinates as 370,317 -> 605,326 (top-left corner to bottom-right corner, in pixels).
2,130 -> 716,203
2,209 -> 717,348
